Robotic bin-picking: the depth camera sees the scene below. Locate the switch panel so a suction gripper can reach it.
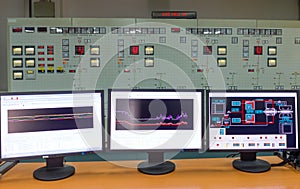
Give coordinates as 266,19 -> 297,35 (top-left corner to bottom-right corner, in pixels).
6,18 -> 300,92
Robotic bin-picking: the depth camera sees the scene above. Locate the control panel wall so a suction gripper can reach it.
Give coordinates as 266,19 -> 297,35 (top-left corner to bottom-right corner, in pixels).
7,18 -> 300,91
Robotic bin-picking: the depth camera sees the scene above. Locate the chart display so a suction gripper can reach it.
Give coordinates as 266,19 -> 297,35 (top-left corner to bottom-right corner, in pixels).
115,99 -> 193,130
109,90 -> 203,150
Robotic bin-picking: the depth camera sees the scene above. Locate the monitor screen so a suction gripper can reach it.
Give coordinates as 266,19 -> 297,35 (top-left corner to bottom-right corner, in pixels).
109,89 -> 203,151
0,91 -> 104,160
208,91 -> 299,151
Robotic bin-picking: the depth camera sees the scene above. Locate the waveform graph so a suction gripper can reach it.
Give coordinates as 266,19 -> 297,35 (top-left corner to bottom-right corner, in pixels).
115,98 -> 194,130
7,107 -> 94,133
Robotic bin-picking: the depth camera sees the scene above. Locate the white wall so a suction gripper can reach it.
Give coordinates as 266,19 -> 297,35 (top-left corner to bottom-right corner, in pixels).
0,0 -> 299,91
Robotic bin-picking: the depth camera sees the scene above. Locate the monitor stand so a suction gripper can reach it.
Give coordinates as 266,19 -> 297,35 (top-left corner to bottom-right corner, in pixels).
137,152 -> 175,175
33,156 -> 75,181
232,152 -> 271,173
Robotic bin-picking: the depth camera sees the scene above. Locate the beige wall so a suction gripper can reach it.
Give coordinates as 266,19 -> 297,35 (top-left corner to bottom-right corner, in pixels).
169,0 -> 299,20
61,0 -> 299,19
0,0 -> 299,90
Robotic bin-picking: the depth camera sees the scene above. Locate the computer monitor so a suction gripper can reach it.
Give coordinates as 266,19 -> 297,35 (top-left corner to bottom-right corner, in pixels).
109,89 -> 203,175
0,91 -> 104,181
208,90 -> 299,173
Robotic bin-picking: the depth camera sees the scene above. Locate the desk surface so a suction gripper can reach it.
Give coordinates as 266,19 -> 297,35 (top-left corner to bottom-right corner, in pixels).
0,156 -> 299,189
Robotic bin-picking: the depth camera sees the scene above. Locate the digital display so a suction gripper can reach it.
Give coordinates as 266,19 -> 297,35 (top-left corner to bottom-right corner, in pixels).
152,11 -> 197,19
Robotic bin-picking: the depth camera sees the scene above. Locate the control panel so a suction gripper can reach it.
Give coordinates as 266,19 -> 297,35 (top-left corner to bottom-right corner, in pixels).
7,18 -> 300,91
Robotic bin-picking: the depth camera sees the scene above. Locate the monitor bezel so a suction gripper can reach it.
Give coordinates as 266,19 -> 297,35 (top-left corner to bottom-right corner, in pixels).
206,89 -> 300,152
108,88 -> 205,152
0,90 -> 105,161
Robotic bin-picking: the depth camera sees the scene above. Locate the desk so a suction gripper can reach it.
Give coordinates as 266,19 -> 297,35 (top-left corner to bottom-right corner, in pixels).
0,156 -> 299,189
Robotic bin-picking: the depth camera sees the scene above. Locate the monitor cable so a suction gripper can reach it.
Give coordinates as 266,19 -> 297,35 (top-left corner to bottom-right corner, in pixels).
271,151 -> 300,168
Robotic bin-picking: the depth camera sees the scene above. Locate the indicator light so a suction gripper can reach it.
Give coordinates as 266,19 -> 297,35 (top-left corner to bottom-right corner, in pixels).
267,58 -> 277,67
217,58 -> 227,67
25,58 -> 35,67
12,46 -> 22,55
25,46 -> 35,55
254,46 -> 263,55
90,46 -> 100,55
25,27 -> 35,33
75,45 -> 85,55
217,46 -> 227,55
130,45 -> 139,55
13,59 -> 23,68
13,71 -> 23,80
144,46 -> 154,55
27,70 -> 34,74
90,58 -> 100,67
12,27 -> 22,33
144,58 -> 154,67
37,27 -> 47,32
268,46 -> 277,55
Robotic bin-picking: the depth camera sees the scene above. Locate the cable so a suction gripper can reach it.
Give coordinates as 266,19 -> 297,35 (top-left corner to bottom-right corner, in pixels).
226,152 -> 240,158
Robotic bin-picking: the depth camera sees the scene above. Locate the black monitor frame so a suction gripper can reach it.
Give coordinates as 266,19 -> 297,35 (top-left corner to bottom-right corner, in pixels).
207,90 -> 299,173
0,90 -> 105,180
108,89 -> 204,175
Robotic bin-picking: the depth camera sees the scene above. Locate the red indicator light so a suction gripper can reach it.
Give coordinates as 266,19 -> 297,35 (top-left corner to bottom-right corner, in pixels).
171,28 -> 180,33
130,46 -> 139,55
69,70 -> 76,73
254,46 -> 263,55
38,64 -> 45,67
197,69 -> 203,72
38,52 -> 44,55
172,12 -> 180,17
38,58 -> 45,61
38,46 -> 44,49
75,45 -> 85,55
47,51 -> 54,55
162,12 -> 170,17
48,58 -> 54,61
248,69 -> 255,72
47,46 -> 54,49
13,27 -> 22,32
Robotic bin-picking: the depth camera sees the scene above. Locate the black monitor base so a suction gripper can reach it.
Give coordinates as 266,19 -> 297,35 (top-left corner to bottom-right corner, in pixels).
33,157 -> 75,181
232,152 -> 271,173
137,152 -> 175,175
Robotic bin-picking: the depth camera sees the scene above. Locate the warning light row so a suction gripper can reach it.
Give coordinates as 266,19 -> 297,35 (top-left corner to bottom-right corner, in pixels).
12,46 -> 55,56
129,45 -> 154,55
204,46 -> 277,56
216,58 -> 277,67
